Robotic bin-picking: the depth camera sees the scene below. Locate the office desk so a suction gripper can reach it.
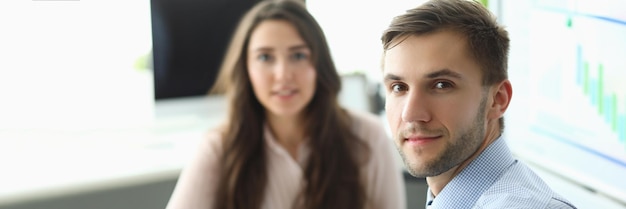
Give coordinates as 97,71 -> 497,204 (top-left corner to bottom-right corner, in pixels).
0,96 -> 225,209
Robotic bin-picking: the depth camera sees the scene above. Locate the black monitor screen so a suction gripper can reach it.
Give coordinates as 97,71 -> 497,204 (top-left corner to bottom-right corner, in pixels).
151,0 -> 260,99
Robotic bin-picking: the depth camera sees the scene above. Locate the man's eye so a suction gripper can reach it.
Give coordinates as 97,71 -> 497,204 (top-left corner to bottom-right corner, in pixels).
391,84 -> 407,93
434,81 -> 453,89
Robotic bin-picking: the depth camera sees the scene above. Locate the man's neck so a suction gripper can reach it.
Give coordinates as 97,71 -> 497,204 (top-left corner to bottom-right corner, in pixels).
426,121 -> 502,197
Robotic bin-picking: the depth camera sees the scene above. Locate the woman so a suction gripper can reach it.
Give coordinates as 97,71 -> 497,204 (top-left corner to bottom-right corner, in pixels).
166,0 -> 405,208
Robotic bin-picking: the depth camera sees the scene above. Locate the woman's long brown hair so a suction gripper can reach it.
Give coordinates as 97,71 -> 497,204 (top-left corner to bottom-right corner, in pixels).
210,0 -> 369,208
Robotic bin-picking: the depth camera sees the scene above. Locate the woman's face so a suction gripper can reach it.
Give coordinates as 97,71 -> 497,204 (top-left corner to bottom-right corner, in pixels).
246,19 -> 316,119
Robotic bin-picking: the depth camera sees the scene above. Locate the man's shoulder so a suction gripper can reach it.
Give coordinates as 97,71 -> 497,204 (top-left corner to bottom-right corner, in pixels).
474,161 -> 576,208
474,193 -> 576,209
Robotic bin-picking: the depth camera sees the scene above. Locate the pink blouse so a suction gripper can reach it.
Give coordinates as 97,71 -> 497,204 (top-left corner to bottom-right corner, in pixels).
166,110 -> 406,209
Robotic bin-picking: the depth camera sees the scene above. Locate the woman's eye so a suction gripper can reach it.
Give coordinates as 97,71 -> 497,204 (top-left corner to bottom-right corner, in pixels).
292,52 -> 308,60
258,54 -> 271,61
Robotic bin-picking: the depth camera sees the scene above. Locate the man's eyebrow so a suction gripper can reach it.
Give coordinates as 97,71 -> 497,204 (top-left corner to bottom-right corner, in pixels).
426,69 -> 463,79
384,69 -> 462,83
384,73 -> 403,82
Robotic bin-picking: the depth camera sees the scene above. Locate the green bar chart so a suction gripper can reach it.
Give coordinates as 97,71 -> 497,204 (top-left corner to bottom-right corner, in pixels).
577,45 -> 626,145
526,0 -> 626,168
513,0 -> 626,202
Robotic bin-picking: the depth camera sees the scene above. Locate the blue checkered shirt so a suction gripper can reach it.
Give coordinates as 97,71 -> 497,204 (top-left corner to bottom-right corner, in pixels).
425,137 -> 577,209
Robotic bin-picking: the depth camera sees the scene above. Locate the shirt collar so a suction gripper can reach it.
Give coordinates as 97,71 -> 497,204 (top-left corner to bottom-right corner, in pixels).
426,136 -> 515,209
426,188 -> 435,208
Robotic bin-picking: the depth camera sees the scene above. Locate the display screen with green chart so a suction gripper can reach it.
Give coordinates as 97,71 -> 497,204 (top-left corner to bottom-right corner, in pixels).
510,0 -> 626,203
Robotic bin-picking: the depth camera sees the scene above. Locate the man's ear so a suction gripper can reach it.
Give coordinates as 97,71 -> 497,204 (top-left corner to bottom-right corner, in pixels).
487,79 -> 513,120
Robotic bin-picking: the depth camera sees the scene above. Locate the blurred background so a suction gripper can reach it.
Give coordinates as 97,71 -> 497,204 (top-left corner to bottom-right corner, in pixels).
0,0 -> 624,208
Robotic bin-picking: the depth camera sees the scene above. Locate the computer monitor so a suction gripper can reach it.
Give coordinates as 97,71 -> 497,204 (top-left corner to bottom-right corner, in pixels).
505,0 -> 626,203
150,0 -> 261,100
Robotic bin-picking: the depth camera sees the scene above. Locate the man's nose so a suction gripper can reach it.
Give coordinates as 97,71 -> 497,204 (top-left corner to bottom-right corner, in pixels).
401,90 -> 431,123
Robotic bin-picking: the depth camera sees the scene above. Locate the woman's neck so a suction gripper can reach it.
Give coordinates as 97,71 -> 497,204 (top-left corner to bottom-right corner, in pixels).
266,112 -> 306,159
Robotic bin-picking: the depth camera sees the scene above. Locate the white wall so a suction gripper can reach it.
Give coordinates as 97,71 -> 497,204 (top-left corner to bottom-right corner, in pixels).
0,0 -> 154,132
307,0 -> 426,82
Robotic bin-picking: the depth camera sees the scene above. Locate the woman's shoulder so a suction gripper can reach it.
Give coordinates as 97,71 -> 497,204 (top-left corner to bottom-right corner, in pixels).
345,109 -> 388,143
198,126 -> 226,154
346,108 -> 385,128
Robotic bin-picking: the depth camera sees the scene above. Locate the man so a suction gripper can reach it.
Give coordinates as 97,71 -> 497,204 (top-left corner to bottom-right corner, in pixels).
380,0 -> 576,208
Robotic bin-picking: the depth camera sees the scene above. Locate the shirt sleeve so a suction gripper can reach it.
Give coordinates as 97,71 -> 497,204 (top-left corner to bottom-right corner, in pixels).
165,131 -> 223,209
354,111 -> 407,209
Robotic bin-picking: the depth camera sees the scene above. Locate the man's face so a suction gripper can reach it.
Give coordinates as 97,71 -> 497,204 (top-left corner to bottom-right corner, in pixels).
382,30 -> 489,177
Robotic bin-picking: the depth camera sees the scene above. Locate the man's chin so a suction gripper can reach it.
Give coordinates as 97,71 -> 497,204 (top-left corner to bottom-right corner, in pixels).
405,167 -> 434,178
403,158 -> 448,177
